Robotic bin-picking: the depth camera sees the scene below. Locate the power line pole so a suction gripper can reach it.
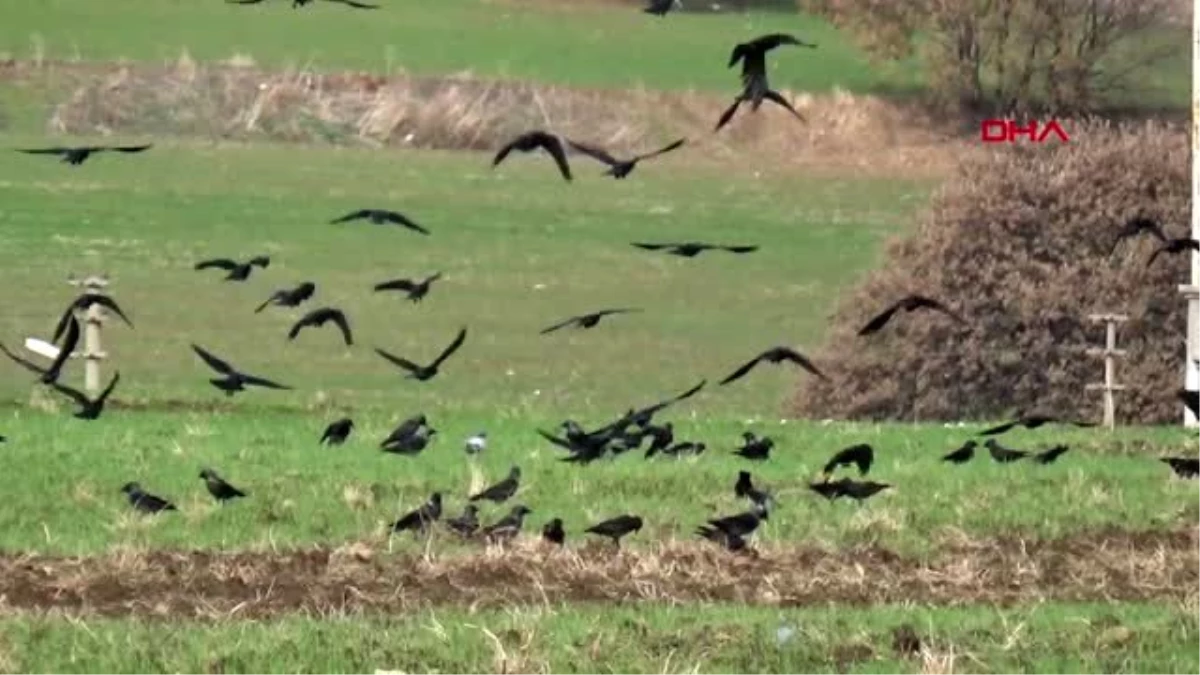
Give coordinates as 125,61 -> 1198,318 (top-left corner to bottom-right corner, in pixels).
66,273 -> 109,396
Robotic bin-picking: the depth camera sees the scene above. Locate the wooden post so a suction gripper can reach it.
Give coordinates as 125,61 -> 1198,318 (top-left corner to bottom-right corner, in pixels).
66,273 -> 109,396
1085,313 -> 1128,430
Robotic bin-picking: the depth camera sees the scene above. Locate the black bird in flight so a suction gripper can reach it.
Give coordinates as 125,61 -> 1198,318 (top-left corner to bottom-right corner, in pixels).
1109,215 -> 1168,255
256,282 -> 315,313
542,518 -> 566,546
54,293 -> 133,341
331,209 -> 429,235
715,34 -> 815,132
195,255 -> 271,282
543,427 -> 615,465
632,241 -> 758,258
469,466 -> 521,503
390,492 -> 443,535
320,417 -> 354,446
373,272 -> 443,303
446,504 -> 480,537
719,346 -> 828,386
979,414 -> 1095,437
653,440 -> 706,459
50,371 -> 120,420
733,431 -> 774,460
191,344 -> 292,396
585,515 -> 643,548
1180,389 -> 1199,418
1161,456 -> 1199,479
858,295 -> 967,336
985,439 -> 1028,463
200,468 -> 247,503
540,308 -> 641,335
493,130 -> 573,182
482,504 -> 533,544
640,422 -> 674,458
374,326 -> 467,381
18,143 -> 152,166
1146,238 -> 1199,267
605,379 -> 707,431
1033,444 -> 1070,465
39,313 -> 82,385
1,339 -> 70,384
941,440 -> 976,464
567,138 -> 686,179
823,443 -> 873,476
287,307 -> 353,346
121,482 -> 176,514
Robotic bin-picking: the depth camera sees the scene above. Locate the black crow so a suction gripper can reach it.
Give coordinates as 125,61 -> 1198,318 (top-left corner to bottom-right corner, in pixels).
653,441 -> 706,458
542,517 -> 566,545
373,272 -> 442,302
19,143 -> 152,165
696,524 -> 748,551
49,372 -> 120,420
715,34 -> 815,131
605,379 -> 707,431
643,0 -> 677,15
1161,456 -> 1199,479
331,208 -> 428,234
191,344 -> 292,396
941,440 -> 976,463
320,417 -> 354,445
389,492 -> 443,534
584,514 -> 643,548
482,505 -> 533,544
632,241 -> 758,258
568,138 -> 686,179
822,443 -> 873,476
979,414 -> 1095,437
1,341 -> 58,380
194,255 -> 270,282
808,478 -> 846,501
985,439 -> 1028,463
1033,444 -> 1070,465
857,295 -> 967,336
41,313 -> 81,385
446,504 -> 480,537
733,470 -> 773,509
287,307 -> 353,346
256,282 -> 315,313
702,502 -> 768,539
381,424 -> 436,455
54,293 -> 133,340
1109,215 -> 1168,255
540,308 -> 641,335
1181,389 -> 1200,417
542,428 -> 614,465
1147,238 -> 1200,267
469,466 -> 521,503
733,432 -> 774,460
719,346 -> 828,385
199,468 -> 247,502
374,327 -> 467,381
493,131 -> 573,182
835,478 -> 891,503
121,482 -> 176,513
640,422 -> 674,457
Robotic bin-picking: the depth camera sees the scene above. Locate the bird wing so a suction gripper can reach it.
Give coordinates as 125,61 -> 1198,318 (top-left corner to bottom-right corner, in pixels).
374,347 -> 421,375
88,294 -> 134,328
857,301 -> 904,336
492,138 -> 519,167
566,140 -> 620,167
539,316 -> 580,335
0,341 -> 47,375
632,242 -> 673,251
43,315 -> 81,383
329,309 -> 353,345
778,348 -> 829,380
761,90 -> 806,122
240,372 -> 292,390
52,304 -> 77,343
191,344 -> 236,375
1145,245 -> 1169,268
381,211 -> 430,235
108,144 -> 152,153
910,295 -> 967,324
17,147 -> 71,155
287,313 -> 314,339
721,245 -> 759,254
536,429 -> 575,450
979,420 -> 1018,436
719,355 -> 765,385
431,327 -> 468,368
374,278 -> 419,292
596,307 -> 642,318
727,43 -> 748,69
329,0 -> 379,7
538,135 -> 573,181
195,258 -> 239,271
96,371 -> 121,404
714,97 -> 744,132
49,380 -> 90,406
634,138 -> 687,162
330,209 -> 370,224
249,255 -> 270,268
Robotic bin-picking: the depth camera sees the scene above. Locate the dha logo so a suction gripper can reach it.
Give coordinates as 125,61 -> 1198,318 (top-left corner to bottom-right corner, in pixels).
979,119 -> 1070,144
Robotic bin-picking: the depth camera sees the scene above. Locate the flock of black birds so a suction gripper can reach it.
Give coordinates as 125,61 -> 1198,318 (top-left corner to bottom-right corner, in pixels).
4,0 -> 1199,555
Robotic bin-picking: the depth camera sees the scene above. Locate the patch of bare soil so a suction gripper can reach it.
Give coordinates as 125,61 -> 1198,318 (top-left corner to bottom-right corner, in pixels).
0,527 -> 1193,618
0,58 -> 976,177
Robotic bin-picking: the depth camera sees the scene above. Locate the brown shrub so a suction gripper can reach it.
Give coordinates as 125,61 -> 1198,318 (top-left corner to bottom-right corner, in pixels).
791,120 -> 1191,424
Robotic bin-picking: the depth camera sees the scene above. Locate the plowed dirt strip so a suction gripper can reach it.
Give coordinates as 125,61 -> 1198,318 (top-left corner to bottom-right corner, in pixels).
0,528 -> 1194,618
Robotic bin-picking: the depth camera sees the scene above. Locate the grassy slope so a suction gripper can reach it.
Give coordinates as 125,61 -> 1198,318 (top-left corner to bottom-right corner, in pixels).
1,602 -> 1195,673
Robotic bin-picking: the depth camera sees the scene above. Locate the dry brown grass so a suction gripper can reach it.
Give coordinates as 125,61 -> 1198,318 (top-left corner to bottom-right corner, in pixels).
0,58 -> 972,177
793,119 -> 1192,423
0,526 -> 1193,618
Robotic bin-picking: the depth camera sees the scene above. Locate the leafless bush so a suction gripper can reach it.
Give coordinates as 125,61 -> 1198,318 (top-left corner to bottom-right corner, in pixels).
792,119 -> 1190,424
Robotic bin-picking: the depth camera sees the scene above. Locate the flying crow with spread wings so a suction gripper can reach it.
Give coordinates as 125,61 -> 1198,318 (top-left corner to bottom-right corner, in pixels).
540,308 -> 641,335
567,138 -> 686,179
1109,215 -> 1168,255
373,272 -> 442,303
256,281 -> 316,313
492,131 -> 574,182
858,295 -> 967,336
719,346 -> 828,386
287,307 -> 353,346
632,242 -> 758,258
41,313 -> 82,385
50,371 -> 121,420
330,208 -> 429,235
1146,238 -> 1199,268
978,414 -> 1095,437
191,344 -> 292,396
54,293 -> 133,341
715,34 -> 815,132
374,327 -> 467,381
194,255 -> 271,282
18,144 -> 152,166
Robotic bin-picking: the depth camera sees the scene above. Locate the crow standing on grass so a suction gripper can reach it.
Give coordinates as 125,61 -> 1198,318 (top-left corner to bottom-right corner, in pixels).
941,440 -> 976,464
121,482 -> 176,514
1033,444 -> 1070,465
584,515 -> 643,548
320,417 -> 354,446
199,468 -> 247,503
446,504 -> 480,537
985,439 -> 1028,463
482,505 -> 533,544
733,432 -> 774,460
389,492 -> 443,534
469,466 -> 521,503
542,518 -> 566,546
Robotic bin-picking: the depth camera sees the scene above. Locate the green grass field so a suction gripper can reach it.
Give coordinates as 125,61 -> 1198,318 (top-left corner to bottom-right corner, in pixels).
0,1 -> 1195,672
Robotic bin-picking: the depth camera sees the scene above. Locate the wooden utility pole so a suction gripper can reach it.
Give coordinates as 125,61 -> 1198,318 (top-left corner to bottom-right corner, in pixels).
1085,313 -> 1128,430
66,273 -> 109,396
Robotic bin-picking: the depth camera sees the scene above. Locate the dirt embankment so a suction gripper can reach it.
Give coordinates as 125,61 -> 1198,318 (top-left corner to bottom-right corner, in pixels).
0,527 -> 1193,618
